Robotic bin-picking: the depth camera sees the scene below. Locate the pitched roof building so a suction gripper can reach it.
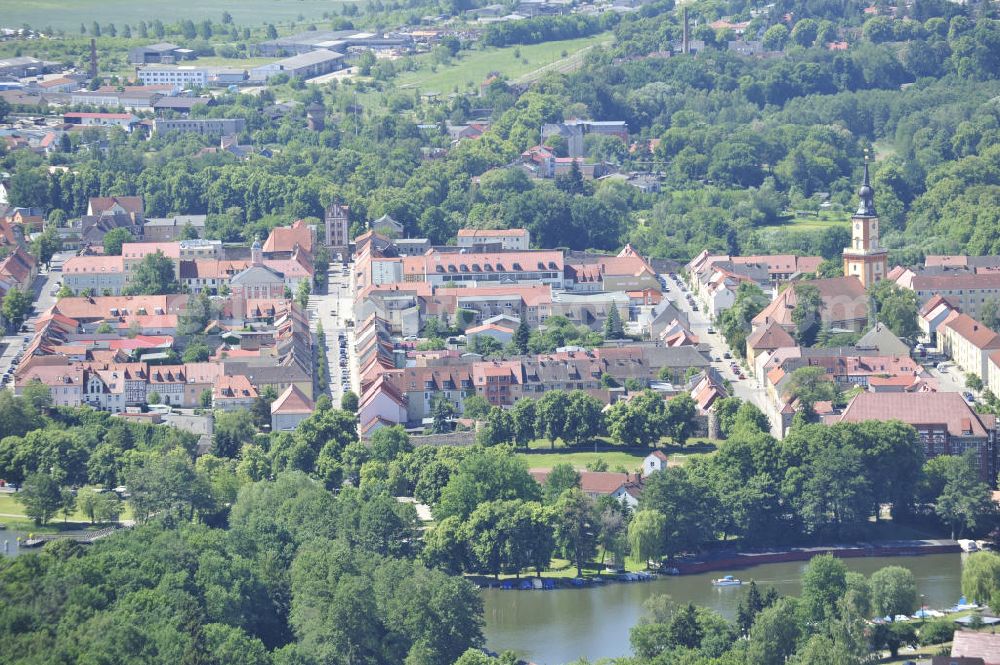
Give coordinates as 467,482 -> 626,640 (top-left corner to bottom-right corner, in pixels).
833,391 -> 996,482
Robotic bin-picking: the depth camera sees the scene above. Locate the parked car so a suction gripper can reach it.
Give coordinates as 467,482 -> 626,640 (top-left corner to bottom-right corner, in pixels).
723,352 -> 732,359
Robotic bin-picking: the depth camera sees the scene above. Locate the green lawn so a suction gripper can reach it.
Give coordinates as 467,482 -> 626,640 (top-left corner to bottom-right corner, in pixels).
0,491 -> 132,526
518,438 -> 716,471
5,1 -> 359,31
395,32 -> 613,94
519,449 -> 650,473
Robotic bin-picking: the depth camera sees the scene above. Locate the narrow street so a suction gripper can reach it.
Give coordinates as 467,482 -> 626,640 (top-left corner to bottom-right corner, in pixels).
306,261 -> 358,406
0,250 -> 74,389
661,273 -> 773,417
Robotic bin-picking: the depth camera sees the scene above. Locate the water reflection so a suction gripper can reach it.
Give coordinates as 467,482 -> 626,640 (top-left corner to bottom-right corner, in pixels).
483,554 -> 964,665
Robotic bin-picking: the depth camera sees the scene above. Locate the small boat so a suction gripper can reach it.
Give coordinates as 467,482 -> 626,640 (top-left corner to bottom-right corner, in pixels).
663,567 -> 680,576
712,575 -> 743,587
958,539 -> 979,552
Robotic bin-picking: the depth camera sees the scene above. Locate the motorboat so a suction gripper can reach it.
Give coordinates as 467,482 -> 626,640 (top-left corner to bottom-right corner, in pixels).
712,575 -> 742,587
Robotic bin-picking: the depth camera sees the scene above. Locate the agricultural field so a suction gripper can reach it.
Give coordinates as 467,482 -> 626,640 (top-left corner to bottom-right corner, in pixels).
395,32 -> 613,95
4,0 -> 355,31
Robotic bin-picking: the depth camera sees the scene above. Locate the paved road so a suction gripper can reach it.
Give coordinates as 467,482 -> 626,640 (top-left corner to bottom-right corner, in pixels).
662,274 -> 773,416
306,262 -> 358,406
0,250 -> 74,389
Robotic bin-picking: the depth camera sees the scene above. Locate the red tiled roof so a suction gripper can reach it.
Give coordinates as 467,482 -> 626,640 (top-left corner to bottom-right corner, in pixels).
911,272 -> 1000,291
263,219 -> 313,254
747,321 -> 796,350
951,631 -> 1000,665
940,313 -> 1000,349
122,242 -> 180,260
271,384 -> 315,414
836,392 -> 991,438
63,255 -> 125,273
529,469 -> 632,495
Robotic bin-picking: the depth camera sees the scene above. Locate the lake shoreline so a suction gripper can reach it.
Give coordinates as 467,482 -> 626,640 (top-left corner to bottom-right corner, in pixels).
475,539 -> 961,590
669,538 -> 962,575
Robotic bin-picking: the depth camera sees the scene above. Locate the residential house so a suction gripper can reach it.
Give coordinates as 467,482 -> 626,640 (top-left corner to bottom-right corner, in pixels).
746,321 -> 796,370
271,384 -> 315,431
142,215 -> 207,241
370,214 -> 404,237
263,219 -> 314,257
950,631 -> 1000,665
895,270 -> 1000,320
456,228 -> 530,250
751,277 -> 869,334
212,375 -> 259,411
855,322 -> 910,357
642,450 -> 669,476
121,242 -> 181,285
937,312 -> 1000,381
402,250 -> 564,287
919,295 -> 958,345
62,255 -> 126,295
63,112 -> 139,130
153,118 -> 246,137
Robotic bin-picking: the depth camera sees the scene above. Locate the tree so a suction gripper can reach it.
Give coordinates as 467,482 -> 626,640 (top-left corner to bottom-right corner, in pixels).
543,463 -> 580,504
870,280 -> 920,339
747,598 -> 801,665
182,342 -> 212,363
628,509 -> 665,568
870,566 -> 917,618
791,283 -> 822,346
604,306 -> 623,339
664,393 -> 696,445
213,409 -> 256,458
77,486 -> 101,523
431,396 -> 455,433
462,395 -> 491,420
31,227 -> 61,267
785,366 -> 837,412
763,24 -> 790,51
510,398 -> 537,448
790,18 -> 819,47
607,390 -> 665,447
296,280 -> 311,309
961,551 -> 1000,605
801,553 -> 847,623
435,446 -> 541,520
967,373 -> 984,392
422,515 -> 468,574
340,390 -> 358,413
17,472 -> 64,525
123,251 -> 179,295
2,287 -> 31,330
102,227 -> 135,255
513,319 -> 530,354
369,425 -> 411,463
667,604 -> 703,649
737,581 -> 779,637
934,451 -> 993,538
553,488 -> 597,577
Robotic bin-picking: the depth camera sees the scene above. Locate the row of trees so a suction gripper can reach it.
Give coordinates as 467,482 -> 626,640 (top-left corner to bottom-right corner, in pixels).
474,389 -> 700,449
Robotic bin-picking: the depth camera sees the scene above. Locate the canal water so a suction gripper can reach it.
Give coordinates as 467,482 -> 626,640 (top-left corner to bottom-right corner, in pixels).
483,553 -> 965,665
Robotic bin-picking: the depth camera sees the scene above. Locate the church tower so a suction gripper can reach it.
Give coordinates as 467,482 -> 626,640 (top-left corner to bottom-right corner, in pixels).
843,160 -> 888,288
